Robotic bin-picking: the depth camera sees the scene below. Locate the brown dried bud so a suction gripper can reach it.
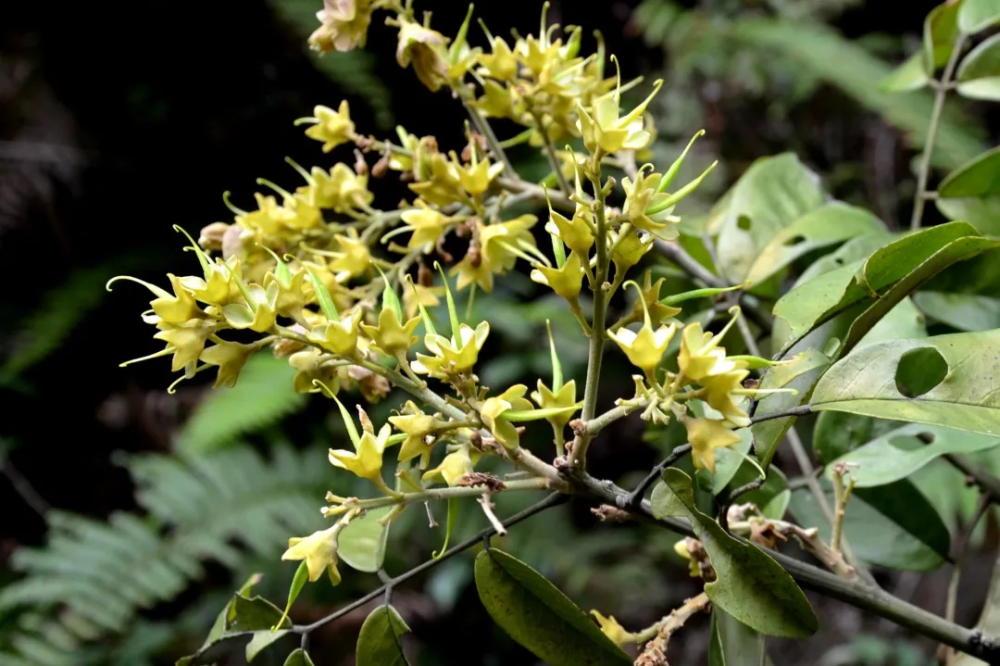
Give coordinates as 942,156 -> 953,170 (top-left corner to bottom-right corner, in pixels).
467,242 -> 482,268
458,472 -> 507,492
569,419 -> 586,437
371,152 -> 390,178
347,365 -> 392,403
198,222 -> 230,251
353,149 -> 369,175
418,260 -> 434,287
591,505 -> 633,523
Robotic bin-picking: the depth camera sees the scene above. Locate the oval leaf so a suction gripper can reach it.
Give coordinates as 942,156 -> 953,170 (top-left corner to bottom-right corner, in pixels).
709,609 -> 773,666
338,507 -> 391,573
925,1 -> 962,71
940,147 -> 1000,198
651,469 -> 818,638
959,0 -> 1000,33
812,330 -> 1000,438
913,291 -> 1000,331
937,194 -> 1000,234
474,547 -> 632,666
357,605 -> 410,666
880,52 -> 930,92
283,648 -> 316,666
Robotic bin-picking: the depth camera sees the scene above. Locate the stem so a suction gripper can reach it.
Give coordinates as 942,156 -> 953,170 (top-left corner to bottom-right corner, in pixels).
531,111 -> 571,196
749,404 -> 812,423
334,477 -> 552,513
635,592 -> 712,663
622,445 -> 692,509
911,34 -> 967,231
296,493 -> 567,634
571,172 -> 610,469
946,453 -> 1000,502
465,100 -> 516,180
941,493 -> 992,664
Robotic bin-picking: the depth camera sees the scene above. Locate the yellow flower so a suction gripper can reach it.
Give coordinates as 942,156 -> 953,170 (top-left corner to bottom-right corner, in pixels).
629,272 -> 682,327
531,378 -> 578,432
590,611 -> 631,647
608,323 -> 677,379
473,79 -> 515,119
151,322 -> 214,373
621,168 -> 681,241
685,417 -> 742,473
282,525 -> 342,584
300,163 -> 373,213
700,367 -> 752,428
199,340 -> 256,388
329,421 -> 392,484
422,445 -> 475,487
478,36 -> 518,81
265,265 -> 311,318
287,347 -> 341,394
360,307 -> 421,358
450,215 -> 538,292
530,251 -> 584,302
389,401 -> 449,463
457,156 -> 504,197
577,70 -> 662,155
235,193 -> 294,235
222,282 -> 279,333
308,309 -> 362,356
327,234 -> 372,281
677,310 -> 740,382
308,0 -> 373,53
396,20 -> 450,92
478,384 -> 533,449
610,228 -> 654,277
403,282 -> 442,320
115,273 -> 202,325
398,200 -> 455,249
302,101 -> 355,152
408,152 -> 466,207
413,321 -> 490,378
545,205 -> 594,256
178,257 -> 235,306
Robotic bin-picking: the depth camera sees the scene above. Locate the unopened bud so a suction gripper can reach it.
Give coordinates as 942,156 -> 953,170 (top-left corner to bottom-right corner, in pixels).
199,222 -> 230,251
353,149 -> 369,176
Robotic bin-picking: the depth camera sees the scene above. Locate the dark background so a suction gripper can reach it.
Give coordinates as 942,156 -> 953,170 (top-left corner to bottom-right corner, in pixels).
1,1 -> 992,665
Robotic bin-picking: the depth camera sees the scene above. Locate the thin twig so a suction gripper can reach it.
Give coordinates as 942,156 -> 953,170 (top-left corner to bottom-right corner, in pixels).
748,404 -> 813,423
531,111 -> 571,196
942,493 -> 992,664
620,445 -> 693,509
0,452 -> 50,517
635,592 -> 712,666
946,453 -> 1000,503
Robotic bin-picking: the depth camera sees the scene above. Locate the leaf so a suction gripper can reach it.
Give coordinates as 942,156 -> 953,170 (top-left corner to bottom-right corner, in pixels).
957,33 -> 1000,100
710,429 -> 754,494
913,291 -> 1000,331
959,0 -> 1000,33
940,146 -> 1000,198
356,605 -> 411,666
651,469 -> 818,638
283,648 -> 317,666
924,0 -> 962,71
824,424 -> 1000,488
473,547 -> 632,666
812,330 -> 1000,438
177,354 -> 307,454
788,481 -> 948,571
708,609 -> 772,666
773,222 -> 999,356
433,497 -> 458,559
879,52 -> 930,92
743,203 -> 885,286
762,491 -> 791,521
246,630 -> 291,662
752,349 -> 831,469
226,595 -> 291,632
338,507 -> 391,573
794,231 -> 894,286
936,195 -> 1000,234
713,153 -> 826,284
813,412 -> 902,464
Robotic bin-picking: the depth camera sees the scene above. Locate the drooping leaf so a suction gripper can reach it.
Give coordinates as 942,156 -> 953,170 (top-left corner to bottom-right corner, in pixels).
651,469 -> 818,638
879,52 -> 930,92
788,480 -> 948,571
936,195 -> 1000,235
743,203 -> 885,286
913,291 -> 1000,331
712,153 -> 826,284
226,595 -> 291,633
338,507 -> 392,573
959,0 -> 1000,34
283,648 -> 317,666
246,629 -> 291,662
939,146 -> 1000,198
773,222 -> 999,355
825,424 -> 1000,488
924,0 -> 962,71
957,33 -> 1000,100
356,605 -> 410,666
812,330 -> 1000,438
708,609 -> 771,666
473,547 -> 632,666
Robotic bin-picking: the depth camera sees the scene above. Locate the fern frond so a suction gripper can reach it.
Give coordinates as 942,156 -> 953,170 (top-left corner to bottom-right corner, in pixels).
268,0 -> 394,129
0,444 -> 329,664
176,353 -> 307,455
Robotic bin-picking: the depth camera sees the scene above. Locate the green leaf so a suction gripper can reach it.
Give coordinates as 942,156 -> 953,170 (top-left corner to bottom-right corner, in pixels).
713,153 -> 826,284
940,146 -> 1000,198
226,595 -> 291,632
813,412 -> 902,464
752,349 -> 831,469
913,291 -> 1000,331
959,0 -> 1000,33
473,547 -> 632,665
794,231 -> 894,286
710,429 -> 754,494
957,33 -> 1000,100
650,469 -> 818,638
282,648 -> 317,666
433,497 -> 458,559
743,203 -> 885,286
338,507 -> 391,573
773,222 -> 998,356
824,424 -> 1000,488
879,52 -> 930,92
788,481 -> 948,571
246,630 -> 290,662
936,195 -> 1000,234
177,354 -> 307,454
812,330 -> 1000,438
708,609 -> 771,666
356,605 -> 411,666
762,491 -> 791,521
924,0 -> 962,71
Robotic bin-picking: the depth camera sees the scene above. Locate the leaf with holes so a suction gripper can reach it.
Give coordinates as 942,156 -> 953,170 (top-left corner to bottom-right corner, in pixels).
824,424 -> 1000,487
651,469 -> 818,638
338,507 -> 391,573
812,330 -> 1000,438
474,548 -> 631,666
940,147 -> 1000,198
712,153 -> 827,284
957,33 -> 1000,100
356,605 -> 410,666
773,222 -> 999,355
788,480 -> 949,571
743,203 -> 885,286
